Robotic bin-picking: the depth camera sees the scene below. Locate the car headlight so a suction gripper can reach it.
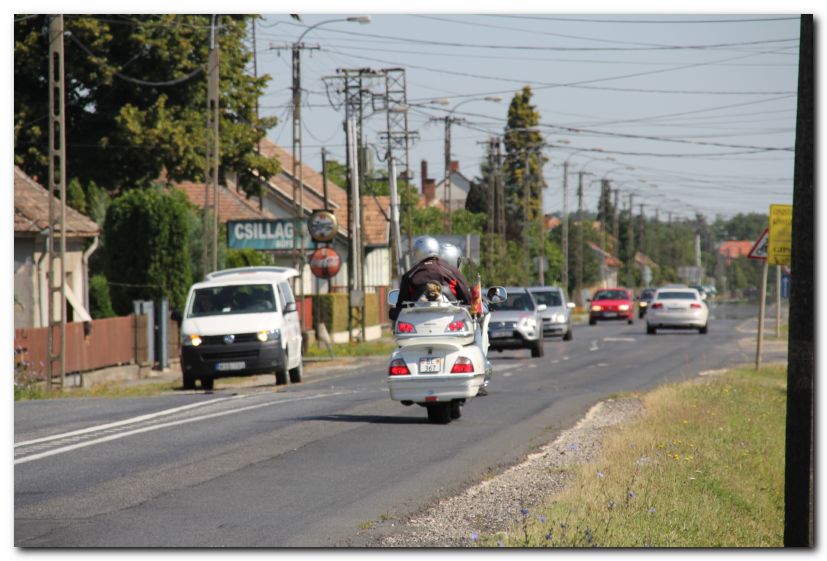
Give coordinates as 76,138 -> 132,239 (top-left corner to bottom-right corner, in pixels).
519,317 -> 536,329
552,313 -> 567,323
183,334 -> 202,347
619,304 -> 630,311
639,301 -> 648,307
591,305 -> 602,312
257,329 -> 281,342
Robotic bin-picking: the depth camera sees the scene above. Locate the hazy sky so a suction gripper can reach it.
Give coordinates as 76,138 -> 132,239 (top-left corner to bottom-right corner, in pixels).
256,6 -> 804,222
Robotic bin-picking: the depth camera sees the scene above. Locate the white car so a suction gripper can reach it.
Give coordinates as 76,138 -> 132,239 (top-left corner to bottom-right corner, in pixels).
179,267 -> 304,390
646,288 -> 709,335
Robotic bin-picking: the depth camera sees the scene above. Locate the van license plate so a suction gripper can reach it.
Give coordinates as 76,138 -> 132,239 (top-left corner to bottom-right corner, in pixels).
419,357 -> 442,373
216,361 -> 245,371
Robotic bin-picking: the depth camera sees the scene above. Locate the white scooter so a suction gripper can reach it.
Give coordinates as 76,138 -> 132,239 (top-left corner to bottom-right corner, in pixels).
386,286 -> 507,424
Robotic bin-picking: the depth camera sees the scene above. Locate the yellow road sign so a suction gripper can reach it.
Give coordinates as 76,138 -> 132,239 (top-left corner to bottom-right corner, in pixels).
768,204 -> 793,266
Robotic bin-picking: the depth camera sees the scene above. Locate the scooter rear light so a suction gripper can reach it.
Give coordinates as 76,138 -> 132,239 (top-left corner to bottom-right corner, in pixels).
389,358 -> 411,376
450,357 -> 474,374
446,320 -> 466,332
651,303 -> 663,309
395,321 -> 416,334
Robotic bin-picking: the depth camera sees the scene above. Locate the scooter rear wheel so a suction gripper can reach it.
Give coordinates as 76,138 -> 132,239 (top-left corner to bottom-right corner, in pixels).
427,403 -> 452,424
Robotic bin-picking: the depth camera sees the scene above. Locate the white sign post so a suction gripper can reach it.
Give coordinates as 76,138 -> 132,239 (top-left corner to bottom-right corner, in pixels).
748,227 -> 769,370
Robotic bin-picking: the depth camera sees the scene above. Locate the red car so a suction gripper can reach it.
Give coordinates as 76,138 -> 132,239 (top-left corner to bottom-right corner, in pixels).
588,288 -> 635,325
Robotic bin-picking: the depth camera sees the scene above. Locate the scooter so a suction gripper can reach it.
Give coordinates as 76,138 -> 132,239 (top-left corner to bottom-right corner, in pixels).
386,286 -> 507,424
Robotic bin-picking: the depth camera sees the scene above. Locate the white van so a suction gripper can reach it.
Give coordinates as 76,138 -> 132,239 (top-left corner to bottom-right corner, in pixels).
179,267 -> 303,390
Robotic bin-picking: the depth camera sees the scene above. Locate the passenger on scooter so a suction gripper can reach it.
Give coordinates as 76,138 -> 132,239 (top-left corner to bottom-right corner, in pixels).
390,236 -> 473,321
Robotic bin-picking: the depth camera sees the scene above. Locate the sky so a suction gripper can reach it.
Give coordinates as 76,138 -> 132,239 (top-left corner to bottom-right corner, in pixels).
253,3 -> 807,223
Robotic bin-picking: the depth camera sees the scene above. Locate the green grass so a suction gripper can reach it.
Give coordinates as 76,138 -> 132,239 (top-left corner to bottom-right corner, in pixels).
479,364 -> 787,548
14,381 -> 179,400
305,339 -> 397,358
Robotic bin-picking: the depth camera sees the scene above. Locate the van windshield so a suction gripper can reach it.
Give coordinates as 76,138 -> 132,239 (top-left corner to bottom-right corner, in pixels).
188,284 -> 277,317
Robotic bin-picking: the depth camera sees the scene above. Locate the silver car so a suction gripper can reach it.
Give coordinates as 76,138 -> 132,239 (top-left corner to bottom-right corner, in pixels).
528,286 -> 574,341
646,288 -> 710,335
487,287 -> 546,358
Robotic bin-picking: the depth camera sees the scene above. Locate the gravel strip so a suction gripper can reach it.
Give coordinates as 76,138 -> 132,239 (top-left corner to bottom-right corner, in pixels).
352,396 -> 644,547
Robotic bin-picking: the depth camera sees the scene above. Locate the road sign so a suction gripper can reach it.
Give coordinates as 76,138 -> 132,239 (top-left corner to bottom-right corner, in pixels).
768,204 -> 793,266
227,219 -> 313,250
747,227 -> 769,260
309,247 -> 342,279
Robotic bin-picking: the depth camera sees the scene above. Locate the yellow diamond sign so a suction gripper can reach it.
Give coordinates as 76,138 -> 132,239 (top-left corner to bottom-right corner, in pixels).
768,204 -> 793,266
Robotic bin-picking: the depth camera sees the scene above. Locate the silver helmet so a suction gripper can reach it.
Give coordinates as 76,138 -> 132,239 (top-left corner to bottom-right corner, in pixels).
439,242 -> 462,268
412,236 -> 440,263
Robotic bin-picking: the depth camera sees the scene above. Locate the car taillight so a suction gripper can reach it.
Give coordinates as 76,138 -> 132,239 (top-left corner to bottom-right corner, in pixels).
395,321 -> 416,334
652,303 -> 663,309
450,357 -> 474,373
690,303 -> 703,309
446,320 -> 466,332
389,358 -> 411,376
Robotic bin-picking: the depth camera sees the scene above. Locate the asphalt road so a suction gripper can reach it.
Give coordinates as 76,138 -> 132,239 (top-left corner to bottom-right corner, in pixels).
14,302 -> 787,547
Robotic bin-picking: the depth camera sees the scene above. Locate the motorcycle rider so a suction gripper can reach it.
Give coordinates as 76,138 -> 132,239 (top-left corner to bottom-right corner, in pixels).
390,236 -> 473,321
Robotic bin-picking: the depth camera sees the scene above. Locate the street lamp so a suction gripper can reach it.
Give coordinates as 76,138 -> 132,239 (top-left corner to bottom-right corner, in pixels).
433,96 -> 502,232
288,16 -> 370,315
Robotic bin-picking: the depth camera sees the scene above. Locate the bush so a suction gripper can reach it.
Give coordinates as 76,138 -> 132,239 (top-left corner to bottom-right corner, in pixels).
103,187 -> 193,314
89,274 -> 116,318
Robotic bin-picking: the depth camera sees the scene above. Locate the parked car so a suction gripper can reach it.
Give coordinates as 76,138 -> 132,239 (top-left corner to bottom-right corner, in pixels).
487,287 -> 546,357
637,287 -> 657,318
646,287 -> 710,335
689,284 -> 709,301
179,267 -> 304,390
588,288 -> 635,325
528,286 -> 574,341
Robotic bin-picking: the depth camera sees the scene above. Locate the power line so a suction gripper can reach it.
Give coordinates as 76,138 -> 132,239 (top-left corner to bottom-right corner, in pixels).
480,14 -> 800,25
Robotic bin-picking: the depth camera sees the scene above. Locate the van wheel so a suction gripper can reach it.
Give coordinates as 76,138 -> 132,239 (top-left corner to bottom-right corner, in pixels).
201,376 -> 214,391
289,360 -> 303,384
449,400 -> 463,420
531,339 -> 544,358
275,352 -> 289,385
182,372 -> 196,390
427,403 -> 451,424
647,324 -> 656,335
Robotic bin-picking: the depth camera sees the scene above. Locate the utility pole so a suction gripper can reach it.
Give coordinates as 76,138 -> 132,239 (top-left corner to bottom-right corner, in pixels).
626,193 -> 634,288
495,139 -> 506,237
575,171 -> 584,307
47,14 -> 67,390
204,16 -> 220,274
561,161 -> 569,289
784,13 -> 814,548
639,203 -> 646,259
486,138 -> 496,274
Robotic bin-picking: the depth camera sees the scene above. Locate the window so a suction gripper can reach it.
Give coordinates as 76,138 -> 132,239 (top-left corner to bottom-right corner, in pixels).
531,290 -> 562,307
188,284 -> 277,317
490,292 -> 534,312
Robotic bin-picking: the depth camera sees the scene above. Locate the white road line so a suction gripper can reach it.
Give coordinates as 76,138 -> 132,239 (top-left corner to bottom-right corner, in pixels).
603,337 -> 636,342
589,340 -> 599,352
14,391 -> 353,465
14,396 -> 245,448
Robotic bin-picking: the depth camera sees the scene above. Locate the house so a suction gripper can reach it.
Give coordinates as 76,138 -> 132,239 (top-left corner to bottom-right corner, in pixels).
433,160 -> 472,212
14,167 -> 100,328
587,241 -> 622,289
718,241 -> 754,265
418,159 -> 445,210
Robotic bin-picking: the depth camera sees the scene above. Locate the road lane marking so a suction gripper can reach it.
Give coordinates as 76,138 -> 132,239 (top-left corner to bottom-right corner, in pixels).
14,396 -> 245,448
589,340 -> 599,351
14,391 -> 354,465
603,337 -> 636,342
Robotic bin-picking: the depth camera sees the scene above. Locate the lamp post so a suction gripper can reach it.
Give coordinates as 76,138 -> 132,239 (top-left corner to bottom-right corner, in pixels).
431,96 -> 501,232
289,16 -> 370,317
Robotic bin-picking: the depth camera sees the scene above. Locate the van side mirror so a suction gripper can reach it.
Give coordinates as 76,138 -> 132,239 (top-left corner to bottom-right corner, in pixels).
486,286 -> 507,304
284,302 -> 297,314
387,289 -> 400,306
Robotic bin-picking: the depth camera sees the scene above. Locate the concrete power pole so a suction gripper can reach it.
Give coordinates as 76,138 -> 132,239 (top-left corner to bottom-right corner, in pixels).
626,193 -> 635,288
205,16 -> 220,274
561,161 -> 569,289
575,171 -> 584,307
47,14 -> 67,390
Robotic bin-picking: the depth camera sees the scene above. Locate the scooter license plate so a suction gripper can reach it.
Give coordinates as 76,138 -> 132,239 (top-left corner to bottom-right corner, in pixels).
419,357 -> 443,373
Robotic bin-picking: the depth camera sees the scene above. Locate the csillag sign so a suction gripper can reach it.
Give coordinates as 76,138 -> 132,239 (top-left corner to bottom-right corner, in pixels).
227,219 -> 314,251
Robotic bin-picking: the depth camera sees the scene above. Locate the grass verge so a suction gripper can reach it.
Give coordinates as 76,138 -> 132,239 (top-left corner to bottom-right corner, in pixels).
305,339 -> 396,358
14,380 -> 179,400
480,364 -> 787,548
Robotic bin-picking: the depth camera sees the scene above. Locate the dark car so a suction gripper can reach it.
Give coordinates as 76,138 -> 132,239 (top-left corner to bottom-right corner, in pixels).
637,287 -> 657,318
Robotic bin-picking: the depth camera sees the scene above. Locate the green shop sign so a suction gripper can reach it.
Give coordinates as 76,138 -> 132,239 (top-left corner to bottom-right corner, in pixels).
227,219 -> 314,250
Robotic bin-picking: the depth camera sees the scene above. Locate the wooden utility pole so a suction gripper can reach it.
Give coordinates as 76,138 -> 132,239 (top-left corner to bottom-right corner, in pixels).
784,13 -> 813,548
205,16 -> 220,274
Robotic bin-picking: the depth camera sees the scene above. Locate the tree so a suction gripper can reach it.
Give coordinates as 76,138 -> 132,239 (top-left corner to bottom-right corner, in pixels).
502,86 -> 546,242
464,178 -> 487,215
14,15 -> 278,194
103,186 -> 193,314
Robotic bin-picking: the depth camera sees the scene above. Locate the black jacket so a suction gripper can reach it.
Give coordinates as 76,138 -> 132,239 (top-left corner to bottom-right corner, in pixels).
390,258 -> 473,321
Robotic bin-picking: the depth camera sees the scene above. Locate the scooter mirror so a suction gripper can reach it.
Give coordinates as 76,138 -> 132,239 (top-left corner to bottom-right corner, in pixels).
486,286 -> 507,303
387,289 -> 400,306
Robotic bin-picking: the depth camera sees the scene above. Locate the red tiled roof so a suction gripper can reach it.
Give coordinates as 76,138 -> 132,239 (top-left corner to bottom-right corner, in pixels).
14,167 -> 99,237
587,241 -> 623,268
173,180 -> 275,221
362,195 -> 391,246
718,241 -> 754,260
544,215 -> 561,230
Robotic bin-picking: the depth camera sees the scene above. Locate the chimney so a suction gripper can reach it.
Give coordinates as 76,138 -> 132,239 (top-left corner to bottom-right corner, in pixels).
450,160 -> 459,174
420,160 -> 429,193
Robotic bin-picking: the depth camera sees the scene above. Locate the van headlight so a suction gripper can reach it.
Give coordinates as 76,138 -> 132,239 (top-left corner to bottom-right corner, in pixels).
183,334 -> 202,347
257,329 -> 280,342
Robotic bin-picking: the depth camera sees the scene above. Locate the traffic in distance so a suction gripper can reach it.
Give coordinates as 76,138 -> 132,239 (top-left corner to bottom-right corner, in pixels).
173,236 -> 715,423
